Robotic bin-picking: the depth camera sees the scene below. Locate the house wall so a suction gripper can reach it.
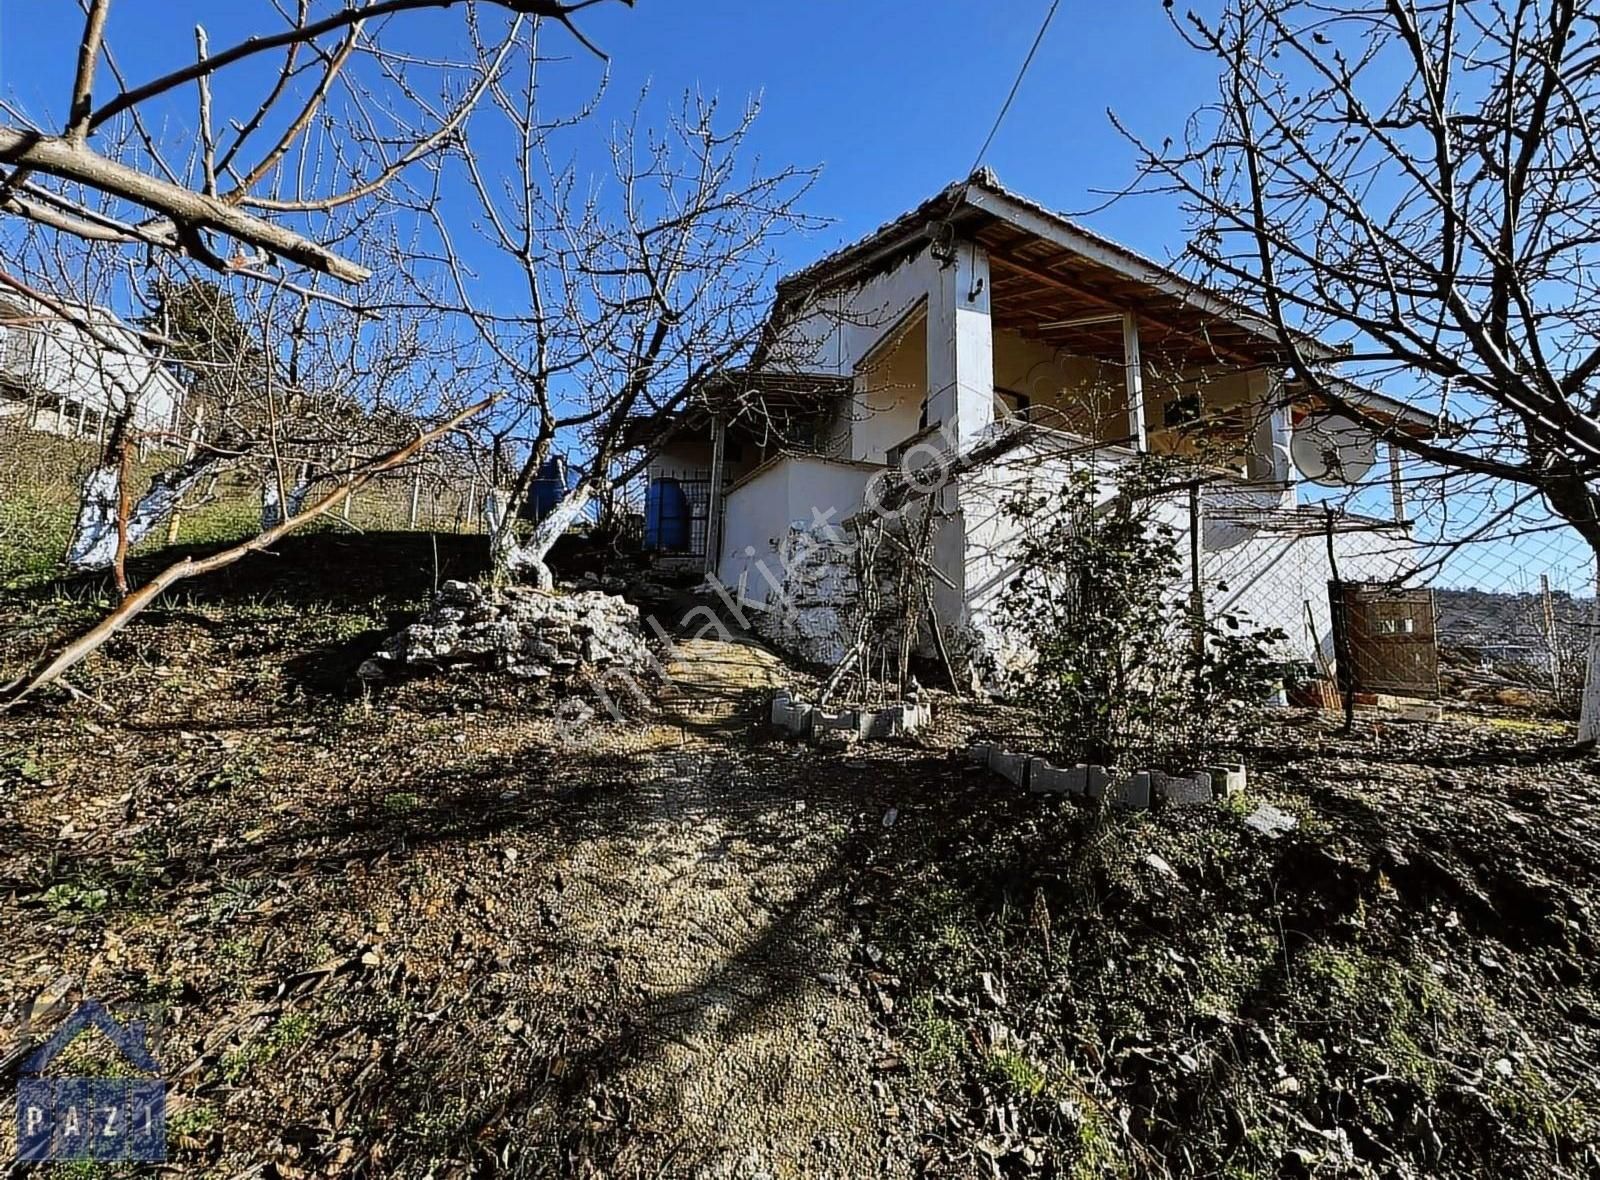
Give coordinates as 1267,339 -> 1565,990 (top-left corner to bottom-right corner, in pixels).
991,328 -> 1125,439
851,313 -> 926,465
716,453 -> 878,609
0,309 -> 184,439
774,249 -> 941,377
989,328 -> 1267,471
957,435 -> 1190,681
951,433 -> 1415,685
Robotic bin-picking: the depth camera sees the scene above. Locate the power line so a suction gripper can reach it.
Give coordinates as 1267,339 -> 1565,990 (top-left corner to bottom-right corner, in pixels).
969,0 -> 1062,177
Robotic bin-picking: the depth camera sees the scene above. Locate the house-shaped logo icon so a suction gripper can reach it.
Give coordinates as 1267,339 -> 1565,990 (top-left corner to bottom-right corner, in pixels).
16,1000 -> 166,1163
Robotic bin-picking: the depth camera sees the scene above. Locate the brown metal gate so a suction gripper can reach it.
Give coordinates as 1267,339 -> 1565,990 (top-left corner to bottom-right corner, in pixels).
1331,582 -> 1441,699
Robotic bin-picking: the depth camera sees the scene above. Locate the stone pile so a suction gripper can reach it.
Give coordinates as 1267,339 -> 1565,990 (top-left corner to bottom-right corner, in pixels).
361,579 -> 654,682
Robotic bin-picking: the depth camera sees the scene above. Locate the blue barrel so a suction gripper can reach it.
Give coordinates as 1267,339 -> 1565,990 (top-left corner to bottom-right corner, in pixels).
530,455 -> 577,521
644,477 -> 690,551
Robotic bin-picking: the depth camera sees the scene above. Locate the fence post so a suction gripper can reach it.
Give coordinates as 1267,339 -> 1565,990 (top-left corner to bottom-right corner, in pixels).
1325,507 -> 1356,733
164,406 -> 205,545
409,466 -> 422,529
1187,480 -> 1205,662
1540,573 -> 1562,695
342,449 -> 356,521
1581,560 -> 1600,745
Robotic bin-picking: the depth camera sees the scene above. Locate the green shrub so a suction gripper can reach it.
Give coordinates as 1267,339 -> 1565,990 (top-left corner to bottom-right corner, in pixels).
1002,456 -> 1284,767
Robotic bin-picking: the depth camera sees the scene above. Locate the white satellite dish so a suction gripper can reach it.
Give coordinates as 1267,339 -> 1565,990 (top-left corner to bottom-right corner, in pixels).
1289,414 -> 1377,486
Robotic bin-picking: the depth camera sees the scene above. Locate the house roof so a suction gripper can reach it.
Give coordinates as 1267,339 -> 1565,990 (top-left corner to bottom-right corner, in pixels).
775,168 -> 1335,370
772,169 -> 1435,434
618,367 -> 849,451
631,172 -> 1433,451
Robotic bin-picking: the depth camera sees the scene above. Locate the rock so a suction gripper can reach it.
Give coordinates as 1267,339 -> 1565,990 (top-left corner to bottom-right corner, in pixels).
1243,803 -> 1298,838
1145,853 -> 1179,880
367,582 -> 653,686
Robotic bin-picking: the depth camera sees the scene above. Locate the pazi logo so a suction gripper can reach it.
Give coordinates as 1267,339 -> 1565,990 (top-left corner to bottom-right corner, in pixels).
16,1000 -> 166,1162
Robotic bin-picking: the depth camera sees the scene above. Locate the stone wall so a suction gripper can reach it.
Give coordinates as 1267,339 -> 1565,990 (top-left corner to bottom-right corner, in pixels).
748,521 -> 859,666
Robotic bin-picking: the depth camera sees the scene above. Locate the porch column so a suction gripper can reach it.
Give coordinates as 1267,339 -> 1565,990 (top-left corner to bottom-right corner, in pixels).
1122,313 -> 1147,452
1388,444 -> 1407,522
925,240 -> 993,455
704,414 -> 727,575
1249,369 -> 1295,503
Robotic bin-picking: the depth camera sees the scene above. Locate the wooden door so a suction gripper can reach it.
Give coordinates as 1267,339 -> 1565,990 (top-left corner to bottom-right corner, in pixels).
1332,583 -> 1440,699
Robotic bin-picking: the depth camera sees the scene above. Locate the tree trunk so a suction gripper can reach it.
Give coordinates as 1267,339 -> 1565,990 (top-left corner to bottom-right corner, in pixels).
65,465 -> 122,570
67,449 -> 236,570
1581,562 -> 1600,746
260,477 -> 311,531
484,488 -> 518,584
7,395 -> 494,707
487,482 -> 593,590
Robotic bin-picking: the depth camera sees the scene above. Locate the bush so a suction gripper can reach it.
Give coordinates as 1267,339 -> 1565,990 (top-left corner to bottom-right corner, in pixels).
1001,456 -> 1283,768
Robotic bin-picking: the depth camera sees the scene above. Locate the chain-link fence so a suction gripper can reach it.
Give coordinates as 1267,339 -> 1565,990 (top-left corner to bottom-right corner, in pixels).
1200,443 -> 1596,721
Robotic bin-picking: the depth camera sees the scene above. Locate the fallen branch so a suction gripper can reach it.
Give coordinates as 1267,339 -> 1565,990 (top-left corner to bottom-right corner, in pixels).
2,395 -> 496,709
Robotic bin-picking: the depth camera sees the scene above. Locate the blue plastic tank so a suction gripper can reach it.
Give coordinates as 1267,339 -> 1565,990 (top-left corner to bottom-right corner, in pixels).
644,478 -> 690,551
530,455 -> 576,521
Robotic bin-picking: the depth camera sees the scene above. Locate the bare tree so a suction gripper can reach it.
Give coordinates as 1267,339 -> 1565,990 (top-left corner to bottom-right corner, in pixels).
3,394 -> 496,708
0,0 -> 632,583
0,0 -> 625,282
1125,0 -> 1600,735
429,49 -> 821,586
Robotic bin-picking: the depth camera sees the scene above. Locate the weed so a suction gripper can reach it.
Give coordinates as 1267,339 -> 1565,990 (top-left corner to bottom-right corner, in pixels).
988,1049 -> 1049,1097
904,994 -> 964,1079
167,1101 -> 220,1139
221,1011 -> 318,1083
384,791 -> 425,814
40,880 -> 110,916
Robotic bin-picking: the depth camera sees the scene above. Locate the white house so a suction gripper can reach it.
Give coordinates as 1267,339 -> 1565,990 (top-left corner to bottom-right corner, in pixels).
0,294 -> 186,443
635,172 -> 1434,678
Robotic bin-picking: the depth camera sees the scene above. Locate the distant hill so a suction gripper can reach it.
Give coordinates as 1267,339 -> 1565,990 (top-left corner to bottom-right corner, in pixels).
1433,586 -> 1591,649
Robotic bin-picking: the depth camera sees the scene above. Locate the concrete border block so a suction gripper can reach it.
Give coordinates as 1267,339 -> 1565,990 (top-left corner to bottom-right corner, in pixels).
769,691 -> 814,737
813,707 -> 866,745
1398,702 -> 1443,722
1112,770 -> 1153,810
1160,771 -> 1214,807
987,746 -> 1031,788
1028,758 -> 1079,795
1204,763 -> 1247,796
862,702 -> 928,739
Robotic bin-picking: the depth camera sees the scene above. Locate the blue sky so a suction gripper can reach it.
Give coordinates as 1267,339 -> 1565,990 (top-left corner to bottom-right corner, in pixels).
1,2 -> 1588,591
0,1 -> 1214,277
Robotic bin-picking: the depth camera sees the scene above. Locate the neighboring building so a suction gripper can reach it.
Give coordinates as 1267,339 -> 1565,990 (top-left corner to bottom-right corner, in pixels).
0,294 -> 186,443
633,171 -> 1434,675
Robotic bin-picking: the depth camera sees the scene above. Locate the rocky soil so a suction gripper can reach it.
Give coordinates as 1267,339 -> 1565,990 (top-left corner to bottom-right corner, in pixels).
0,532 -> 1595,1178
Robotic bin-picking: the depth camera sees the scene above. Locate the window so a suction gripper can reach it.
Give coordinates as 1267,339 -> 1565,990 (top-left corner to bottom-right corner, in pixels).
1163,392 -> 1202,429
994,388 -> 1031,420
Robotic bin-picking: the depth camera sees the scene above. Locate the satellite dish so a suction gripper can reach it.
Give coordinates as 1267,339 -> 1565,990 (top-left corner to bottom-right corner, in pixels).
1290,414 -> 1377,486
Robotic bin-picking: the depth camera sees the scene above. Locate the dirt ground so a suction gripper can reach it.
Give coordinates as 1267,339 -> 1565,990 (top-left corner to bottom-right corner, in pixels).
1,533 -> 1597,1178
